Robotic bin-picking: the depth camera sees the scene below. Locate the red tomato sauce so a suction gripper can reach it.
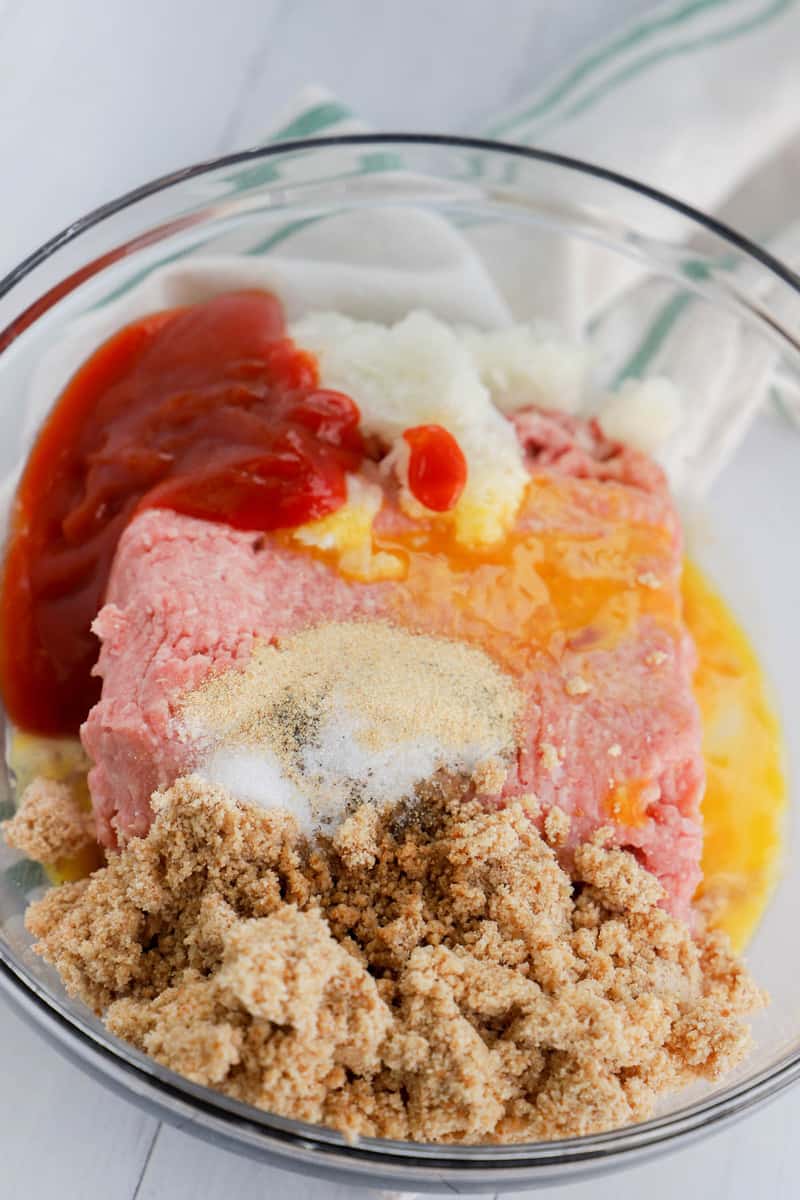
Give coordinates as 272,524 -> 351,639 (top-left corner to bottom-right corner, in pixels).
0,291 -> 364,735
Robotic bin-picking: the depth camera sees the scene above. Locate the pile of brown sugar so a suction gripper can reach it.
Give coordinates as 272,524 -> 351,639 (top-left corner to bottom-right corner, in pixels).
23,774 -> 764,1143
3,777 -> 95,864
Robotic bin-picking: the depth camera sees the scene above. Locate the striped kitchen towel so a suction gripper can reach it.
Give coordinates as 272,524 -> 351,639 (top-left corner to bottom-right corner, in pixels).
258,0 -> 800,495
25,0 -> 800,509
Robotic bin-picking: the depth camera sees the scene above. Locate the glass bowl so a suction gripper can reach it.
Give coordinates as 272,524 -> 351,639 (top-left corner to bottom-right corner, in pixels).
0,135 -> 799,1195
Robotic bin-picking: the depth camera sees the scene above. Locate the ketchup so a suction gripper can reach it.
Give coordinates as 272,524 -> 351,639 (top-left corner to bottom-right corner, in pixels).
0,292 -> 364,735
403,424 -> 467,512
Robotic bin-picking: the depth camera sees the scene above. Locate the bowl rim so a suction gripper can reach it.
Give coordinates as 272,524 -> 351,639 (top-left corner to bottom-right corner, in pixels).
1,131 -> 799,1182
2,132 -> 800,306
2,948 -> 799,1191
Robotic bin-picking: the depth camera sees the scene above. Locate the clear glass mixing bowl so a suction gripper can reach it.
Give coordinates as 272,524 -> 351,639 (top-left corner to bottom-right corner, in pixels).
0,136 -> 798,1195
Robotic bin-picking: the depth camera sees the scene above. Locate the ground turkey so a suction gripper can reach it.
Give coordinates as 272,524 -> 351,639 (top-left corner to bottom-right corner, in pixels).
81,409 -> 703,918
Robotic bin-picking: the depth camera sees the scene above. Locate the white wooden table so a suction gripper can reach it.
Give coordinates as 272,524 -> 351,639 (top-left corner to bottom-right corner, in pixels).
1,1 -> 797,1195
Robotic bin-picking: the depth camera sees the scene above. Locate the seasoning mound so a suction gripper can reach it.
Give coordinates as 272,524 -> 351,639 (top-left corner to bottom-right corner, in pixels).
182,621 -> 522,832
26,774 -> 763,1143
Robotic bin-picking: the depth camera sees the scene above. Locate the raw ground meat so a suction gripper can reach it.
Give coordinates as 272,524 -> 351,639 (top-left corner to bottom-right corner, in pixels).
83,518 -> 386,845
81,409 -> 704,918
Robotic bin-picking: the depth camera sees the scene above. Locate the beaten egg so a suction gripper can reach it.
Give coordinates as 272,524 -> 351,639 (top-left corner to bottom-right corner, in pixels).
683,560 -> 786,951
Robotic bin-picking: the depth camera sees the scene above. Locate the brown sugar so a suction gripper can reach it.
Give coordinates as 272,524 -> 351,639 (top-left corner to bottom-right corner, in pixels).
26,773 -> 764,1144
543,805 -> 571,848
2,777 -> 95,864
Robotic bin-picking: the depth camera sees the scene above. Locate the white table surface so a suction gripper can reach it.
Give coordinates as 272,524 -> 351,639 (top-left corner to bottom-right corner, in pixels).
1,1 -> 797,1196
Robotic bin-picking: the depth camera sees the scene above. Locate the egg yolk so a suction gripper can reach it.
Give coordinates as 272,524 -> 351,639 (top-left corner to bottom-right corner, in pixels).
373,475 -> 679,675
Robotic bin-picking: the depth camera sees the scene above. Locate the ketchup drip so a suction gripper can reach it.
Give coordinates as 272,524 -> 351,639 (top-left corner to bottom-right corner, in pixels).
403,424 -> 467,513
0,292 -> 364,735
